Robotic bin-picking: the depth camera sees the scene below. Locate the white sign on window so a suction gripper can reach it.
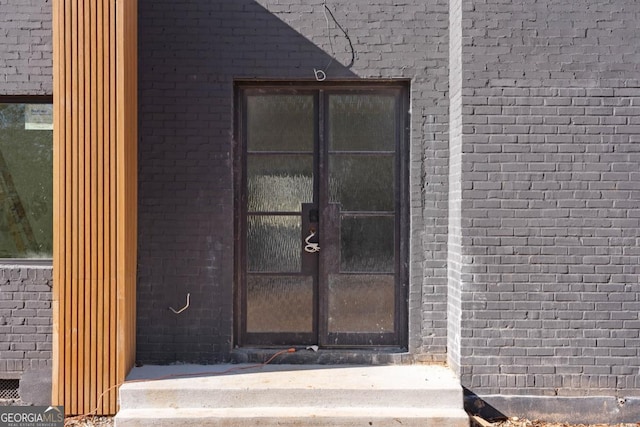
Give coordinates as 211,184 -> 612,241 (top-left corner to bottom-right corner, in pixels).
24,104 -> 53,130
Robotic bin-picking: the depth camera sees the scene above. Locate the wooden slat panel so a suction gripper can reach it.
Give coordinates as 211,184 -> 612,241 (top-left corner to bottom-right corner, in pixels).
79,2 -> 86,411
117,0 -> 138,384
95,0 -> 105,413
102,0 -> 112,414
70,0 -> 79,414
51,0 -> 63,408
63,0 -> 73,413
52,0 -> 138,416
107,0 -> 117,415
89,0 -> 98,413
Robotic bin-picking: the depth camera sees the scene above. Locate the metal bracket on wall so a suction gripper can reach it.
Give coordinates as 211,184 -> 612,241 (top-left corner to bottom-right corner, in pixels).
169,293 -> 191,314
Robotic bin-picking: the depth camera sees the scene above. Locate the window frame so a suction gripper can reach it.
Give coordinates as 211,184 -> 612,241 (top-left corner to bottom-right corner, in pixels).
0,95 -> 54,264
233,81 -> 410,349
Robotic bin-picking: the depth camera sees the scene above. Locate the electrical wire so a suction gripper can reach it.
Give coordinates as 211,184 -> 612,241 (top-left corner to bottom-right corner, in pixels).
315,0 -> 355,80
324,1 -> 355,68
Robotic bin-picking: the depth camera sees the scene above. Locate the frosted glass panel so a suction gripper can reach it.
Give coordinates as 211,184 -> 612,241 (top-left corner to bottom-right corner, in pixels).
247,95 -> 314,152
330,155 -> 394,211
328,274 -> 394,333
247,155 -> 313,212
247,275 -> 313,333
248,215 -> 301,272
329,95 -> 395,151
341,216 -> 394,272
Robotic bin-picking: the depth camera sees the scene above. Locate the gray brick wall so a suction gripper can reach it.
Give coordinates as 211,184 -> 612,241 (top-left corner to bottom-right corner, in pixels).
3,0 -> 638,412
0,0 -> 53,95
447,0 -> 463,375
412,0 -> 450,361
0,266 -> 53,376
136,0 -> 449,363
454,0 -> 640,397
0,0 -> 53,385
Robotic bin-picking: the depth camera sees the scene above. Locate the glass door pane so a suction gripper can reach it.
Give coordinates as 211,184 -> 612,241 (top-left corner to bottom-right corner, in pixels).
340,216 -> 394,273
247,156 -> 313,212
329,155 -> 394,211
328,275 -> 395,333
247,276 -> 314,333
247,215 -> 302,272
243,92 -> 317,344
322,92 -> 400,346
247,95 -> 314,151
328,94 -> 396,151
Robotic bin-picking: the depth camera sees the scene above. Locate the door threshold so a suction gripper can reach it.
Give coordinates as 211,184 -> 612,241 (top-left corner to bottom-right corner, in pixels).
230,347 -> 410,365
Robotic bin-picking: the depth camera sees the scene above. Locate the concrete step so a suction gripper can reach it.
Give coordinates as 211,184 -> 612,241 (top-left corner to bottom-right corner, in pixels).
116,407 -> 470,427
115,364 -> 469,427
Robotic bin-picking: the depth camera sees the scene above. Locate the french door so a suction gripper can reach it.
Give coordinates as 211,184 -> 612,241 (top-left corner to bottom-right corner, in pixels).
236,83 -> 408,348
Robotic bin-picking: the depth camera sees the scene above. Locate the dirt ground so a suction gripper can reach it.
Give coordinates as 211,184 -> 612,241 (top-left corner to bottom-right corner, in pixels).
478,417 -> 640,427
63,416 -> 640,427
64,416 -> 114,427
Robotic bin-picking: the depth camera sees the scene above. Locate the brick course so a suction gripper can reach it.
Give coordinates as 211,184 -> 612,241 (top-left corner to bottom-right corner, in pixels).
136,0 -> 450,364
0,266 -> 53,376
452,0 -> 640,397
0,0 -> 52,95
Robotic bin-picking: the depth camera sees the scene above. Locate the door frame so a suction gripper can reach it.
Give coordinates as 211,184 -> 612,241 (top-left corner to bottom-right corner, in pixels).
233,80 -> 410,350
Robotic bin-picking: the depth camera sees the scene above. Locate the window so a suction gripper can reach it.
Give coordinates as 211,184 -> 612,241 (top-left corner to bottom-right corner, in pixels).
0,100 -> 53,259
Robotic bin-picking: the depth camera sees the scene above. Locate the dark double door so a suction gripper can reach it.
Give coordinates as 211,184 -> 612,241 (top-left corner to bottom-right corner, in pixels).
237,84 -> 407,348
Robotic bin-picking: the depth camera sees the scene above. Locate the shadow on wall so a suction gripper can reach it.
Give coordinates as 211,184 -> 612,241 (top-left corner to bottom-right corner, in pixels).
136,0 -> 357,364
464,388 -> 507,422
139,0 -> 357,83
464,387 -> 640,424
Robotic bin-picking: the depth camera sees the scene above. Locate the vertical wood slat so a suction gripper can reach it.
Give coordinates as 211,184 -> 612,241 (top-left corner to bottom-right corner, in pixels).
95,0 -> 105,413
52,0 -> 138,416
70,0 -> 79,414
64,0 -> 73,413
89,0 -> 98,413
51,0 -> 63,408
116,0 -> 138,385
108,0 -> 117,415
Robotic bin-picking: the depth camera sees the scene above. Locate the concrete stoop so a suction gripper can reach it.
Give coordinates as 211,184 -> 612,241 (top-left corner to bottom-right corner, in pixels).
115,364 -> 469,427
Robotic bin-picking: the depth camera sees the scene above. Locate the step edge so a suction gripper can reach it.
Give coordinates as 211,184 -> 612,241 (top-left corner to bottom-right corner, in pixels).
115,407 -> 470,418
118,393 -> 464,410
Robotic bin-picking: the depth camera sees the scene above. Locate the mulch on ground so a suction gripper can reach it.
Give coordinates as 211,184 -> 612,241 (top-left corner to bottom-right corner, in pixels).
65,415 -> 640,427
64,416 -> 114,427
477,416 -> 639,427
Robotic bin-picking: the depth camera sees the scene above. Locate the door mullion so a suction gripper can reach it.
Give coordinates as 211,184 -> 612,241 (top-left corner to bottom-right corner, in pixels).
396,90 -> 408,346
237,89 -> 249,346
311,91 -> 321,343
317,90 -> 329,347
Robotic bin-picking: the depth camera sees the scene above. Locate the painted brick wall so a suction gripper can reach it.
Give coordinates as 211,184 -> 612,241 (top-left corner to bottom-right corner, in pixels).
0,0 -> 53,95
447,0 -> 464,376
0,267 -> 53,376
0,0 -> 53,385
136,0 -> 449,363
1,0 -> 638,413
455,0 -> 640,396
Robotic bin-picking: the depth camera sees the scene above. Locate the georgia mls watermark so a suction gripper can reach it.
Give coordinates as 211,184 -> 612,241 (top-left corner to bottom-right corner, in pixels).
0,406 -> 64,427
